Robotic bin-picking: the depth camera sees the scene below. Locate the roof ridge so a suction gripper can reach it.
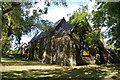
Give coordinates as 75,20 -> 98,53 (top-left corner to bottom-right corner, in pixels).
29,18 -> 70,42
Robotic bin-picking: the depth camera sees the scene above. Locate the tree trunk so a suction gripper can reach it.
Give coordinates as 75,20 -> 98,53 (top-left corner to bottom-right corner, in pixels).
38,39 -> 44,62
85,21 -> 108,64
29,42 -> 35,60
97,40 -> 106,64
7,16 -> 13,37
75,43 -> 81,66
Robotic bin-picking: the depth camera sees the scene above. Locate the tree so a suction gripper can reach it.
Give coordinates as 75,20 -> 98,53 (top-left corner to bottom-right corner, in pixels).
91,2 -> 120,48
103,2 -> 120,49
2,2 -> 48,54
90,2 -> 120,63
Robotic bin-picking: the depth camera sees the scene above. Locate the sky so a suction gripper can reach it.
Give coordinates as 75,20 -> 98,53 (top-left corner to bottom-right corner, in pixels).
41,1 -> 89,23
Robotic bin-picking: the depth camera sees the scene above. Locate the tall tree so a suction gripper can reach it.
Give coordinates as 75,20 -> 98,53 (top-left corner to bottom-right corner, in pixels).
103,2 -> 120,49
2,2 -> 48,54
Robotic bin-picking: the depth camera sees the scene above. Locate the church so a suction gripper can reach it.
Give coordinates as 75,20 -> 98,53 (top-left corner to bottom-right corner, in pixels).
26,18 -> 96,66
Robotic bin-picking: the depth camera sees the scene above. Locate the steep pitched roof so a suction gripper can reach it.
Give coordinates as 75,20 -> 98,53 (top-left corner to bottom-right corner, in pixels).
30,18 -> 73,42
54,22 -> 73,35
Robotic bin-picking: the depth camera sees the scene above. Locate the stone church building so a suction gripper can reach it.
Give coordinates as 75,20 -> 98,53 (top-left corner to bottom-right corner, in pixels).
27,18 -> 96,66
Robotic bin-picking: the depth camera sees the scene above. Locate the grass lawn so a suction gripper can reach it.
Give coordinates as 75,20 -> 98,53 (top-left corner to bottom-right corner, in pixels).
1,56 -> 120,80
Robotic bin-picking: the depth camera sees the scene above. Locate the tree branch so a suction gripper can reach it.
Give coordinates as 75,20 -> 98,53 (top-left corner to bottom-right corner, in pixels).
11,24 -> 36,30
3,3 -> 21,15
12,23 -> 46,30
3,8 -> 13,15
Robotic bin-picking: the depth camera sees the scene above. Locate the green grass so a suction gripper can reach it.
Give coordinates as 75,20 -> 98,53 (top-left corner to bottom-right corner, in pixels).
1,56 -> 120,80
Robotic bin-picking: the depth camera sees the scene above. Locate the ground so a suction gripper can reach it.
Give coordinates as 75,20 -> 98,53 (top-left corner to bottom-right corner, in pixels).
1,56 -> 120,80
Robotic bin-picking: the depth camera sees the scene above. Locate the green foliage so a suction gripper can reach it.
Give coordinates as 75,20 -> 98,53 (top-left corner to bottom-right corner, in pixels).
69,10 -> 89,26
68,2 -> 120,51
2,36 -> 11,54
94,2 -> 120,48
8,50 -> 20,54
69,10 -> 90,35
85,32 -> 98,48
2,2 -> 30,53
2,2 -> 51,53
69,10 -> 99,48
92,11 -> 106,31
107,2 -> 120,48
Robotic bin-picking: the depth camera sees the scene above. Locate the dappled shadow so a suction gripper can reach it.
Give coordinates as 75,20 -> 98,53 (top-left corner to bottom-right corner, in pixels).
2,56 -> 43,66
2,65 -> 120,80
2,62 -> 42,66
2,56 -> 120,80
2,56 -> 29,62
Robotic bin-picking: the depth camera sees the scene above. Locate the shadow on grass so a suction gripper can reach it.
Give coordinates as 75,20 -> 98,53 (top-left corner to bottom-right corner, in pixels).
2,56 -> 120,80
2,65 -> 120,80
2,62 -> 42,66
2,56 -> 42,66
2,56 -> 29,61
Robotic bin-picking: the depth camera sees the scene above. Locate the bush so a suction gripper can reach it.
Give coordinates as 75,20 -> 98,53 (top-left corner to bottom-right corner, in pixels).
8,50 -> 20,54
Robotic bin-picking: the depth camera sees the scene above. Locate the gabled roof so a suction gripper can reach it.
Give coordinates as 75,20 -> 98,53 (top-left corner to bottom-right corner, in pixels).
54,22 -> 73,35
30,17 -> 73,42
